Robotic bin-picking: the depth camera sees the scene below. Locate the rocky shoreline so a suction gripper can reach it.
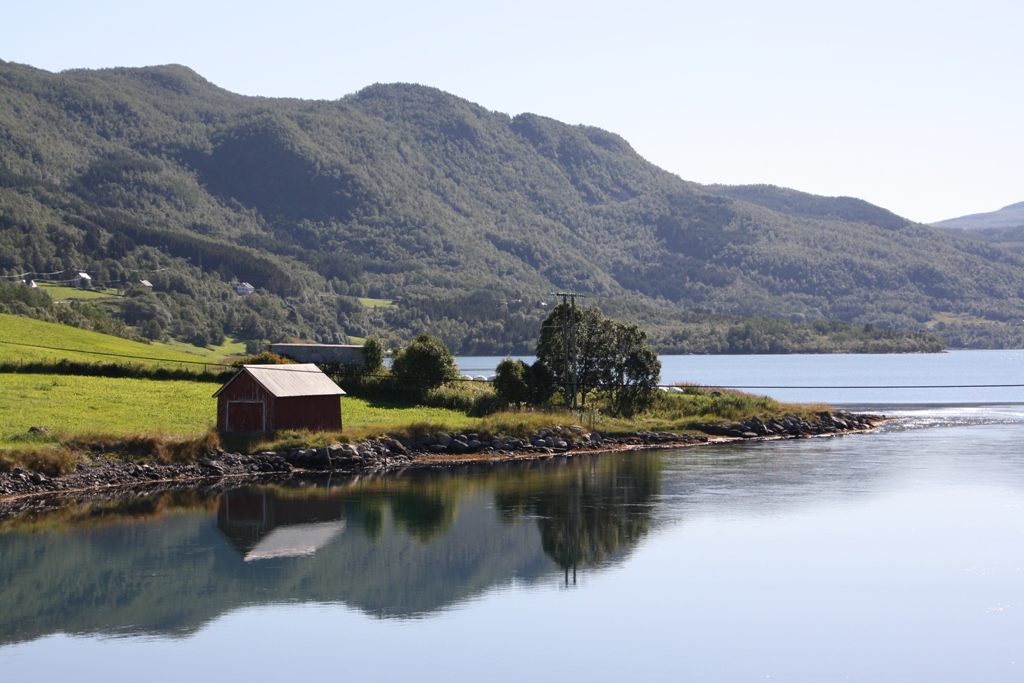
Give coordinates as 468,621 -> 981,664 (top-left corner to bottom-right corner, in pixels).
0,410 -> 882,505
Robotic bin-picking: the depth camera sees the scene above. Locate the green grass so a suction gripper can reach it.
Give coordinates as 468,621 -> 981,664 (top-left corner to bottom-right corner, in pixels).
36,283 -> 119,300
0,362 -> 827,475
358,297 -> 394,309
158,336 -> 247,360
0,366 -> 818,449
347,336 -> 368,345
0,313 -> 229,367
643,388 -> 823,428
0,374 -> 217,445
0,372 -> 471,450
343,399 -> 472,434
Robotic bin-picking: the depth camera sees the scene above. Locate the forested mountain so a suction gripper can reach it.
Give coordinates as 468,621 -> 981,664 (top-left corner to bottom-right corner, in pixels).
1,60 -> 1022,351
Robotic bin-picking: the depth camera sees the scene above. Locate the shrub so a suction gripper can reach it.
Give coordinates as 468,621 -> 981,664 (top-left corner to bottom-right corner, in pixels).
391,334 -> 459,397
245,339 -> 268,355
525,359 -> 557,406
493,359 -> 529,407
362,337 -> 385,374
468,392 -> 508,417
231,351 -> 294,367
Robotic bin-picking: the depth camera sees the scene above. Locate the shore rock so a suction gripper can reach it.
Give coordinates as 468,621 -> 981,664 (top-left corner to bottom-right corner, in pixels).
0,411 -> 883,502
699,410 -> 881,439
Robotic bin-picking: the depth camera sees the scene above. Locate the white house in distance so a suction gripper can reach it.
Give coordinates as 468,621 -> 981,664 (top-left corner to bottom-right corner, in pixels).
236,282 -> 255,296
139,279 -> 153,289
73,272 -> 92,288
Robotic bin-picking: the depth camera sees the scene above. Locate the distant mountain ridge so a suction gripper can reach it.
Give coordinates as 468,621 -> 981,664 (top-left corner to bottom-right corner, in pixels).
932,201 -> 1024,230
1,59 -> 1023,350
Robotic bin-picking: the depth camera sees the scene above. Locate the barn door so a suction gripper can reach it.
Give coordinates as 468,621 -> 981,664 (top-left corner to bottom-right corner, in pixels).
227,401 -> 265,432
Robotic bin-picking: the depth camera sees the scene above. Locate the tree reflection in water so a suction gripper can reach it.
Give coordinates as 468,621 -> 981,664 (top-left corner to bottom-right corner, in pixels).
494,451 -> 662,583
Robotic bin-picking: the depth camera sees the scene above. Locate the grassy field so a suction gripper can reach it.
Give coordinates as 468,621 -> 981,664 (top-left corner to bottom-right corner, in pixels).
0,372 -> 472,449
0,374 -> 216,445
358,297 -> 394,309
0,369 -> 827,477
0,314 -> 232,367
0,316 -> 823,472
158,336 -> 247,360
36,283 -> 119,301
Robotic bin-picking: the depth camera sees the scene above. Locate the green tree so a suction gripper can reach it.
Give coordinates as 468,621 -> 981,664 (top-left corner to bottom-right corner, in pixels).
362,337 -> 385,375
536,303 -> 617,407
607,323 -> 661,417
140,319 -> 163,340
525,359 -> 557,406
493,359 -> 529,408
536,304 -> 660,415
390,333 -> 459,397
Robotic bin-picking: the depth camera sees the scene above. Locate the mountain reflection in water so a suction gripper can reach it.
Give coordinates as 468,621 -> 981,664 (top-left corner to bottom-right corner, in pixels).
0,453 -> 660,644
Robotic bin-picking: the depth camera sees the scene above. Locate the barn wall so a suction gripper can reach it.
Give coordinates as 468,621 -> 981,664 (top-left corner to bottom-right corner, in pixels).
216,373 -> 273,432
274,395 -> 342,431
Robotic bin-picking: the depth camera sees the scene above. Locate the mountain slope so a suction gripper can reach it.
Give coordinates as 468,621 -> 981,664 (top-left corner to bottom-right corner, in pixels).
2,60 -> 1023,350
932,201 -> 1024,230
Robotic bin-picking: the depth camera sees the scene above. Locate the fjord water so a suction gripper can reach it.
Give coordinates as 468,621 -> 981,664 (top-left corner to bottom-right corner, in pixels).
1,351 -> 1022,682
457,348 -> 1024,405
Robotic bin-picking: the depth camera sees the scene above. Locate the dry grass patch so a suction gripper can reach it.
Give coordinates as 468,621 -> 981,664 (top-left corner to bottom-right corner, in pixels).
61,431 -> 221,464
0,446 -> 78,476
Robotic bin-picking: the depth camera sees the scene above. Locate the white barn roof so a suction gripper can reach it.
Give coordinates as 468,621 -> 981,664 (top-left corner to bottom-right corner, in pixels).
213,363 -> 345,398
244,521 -> 346,562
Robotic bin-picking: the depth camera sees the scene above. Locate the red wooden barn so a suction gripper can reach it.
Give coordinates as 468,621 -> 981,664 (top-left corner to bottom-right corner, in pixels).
213,364 -> 345,433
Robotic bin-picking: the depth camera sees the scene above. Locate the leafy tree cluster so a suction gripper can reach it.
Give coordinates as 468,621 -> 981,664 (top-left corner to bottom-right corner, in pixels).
0,279 -> 145,341
390,333 -> 460,399
515,303 -> 662,416
493,358 -> 557,408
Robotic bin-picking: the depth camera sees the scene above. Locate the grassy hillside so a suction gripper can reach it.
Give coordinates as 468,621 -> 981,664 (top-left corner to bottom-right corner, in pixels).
1,60 -> 1021,349
0,312 -> 228,365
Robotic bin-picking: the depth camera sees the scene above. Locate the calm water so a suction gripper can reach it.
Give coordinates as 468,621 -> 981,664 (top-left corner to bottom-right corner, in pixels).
1,352 -> 1023,682
457,349 -> 1024,405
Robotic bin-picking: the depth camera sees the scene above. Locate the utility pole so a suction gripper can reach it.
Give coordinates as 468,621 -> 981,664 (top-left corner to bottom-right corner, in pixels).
562,297 -> 569,409
551,292 -> 585,410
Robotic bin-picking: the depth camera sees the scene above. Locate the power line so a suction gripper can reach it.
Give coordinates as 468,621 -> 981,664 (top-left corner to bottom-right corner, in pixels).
1,337 -> 1021,389
692,384 -> 1024,390
1,269 -> 73,279
0,340 -> 232,367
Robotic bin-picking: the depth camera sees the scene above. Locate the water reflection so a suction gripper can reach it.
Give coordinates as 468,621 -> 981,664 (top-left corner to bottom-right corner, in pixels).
0,454 -> 661,644
217,486 -> 349,560
494,455 -> 661,582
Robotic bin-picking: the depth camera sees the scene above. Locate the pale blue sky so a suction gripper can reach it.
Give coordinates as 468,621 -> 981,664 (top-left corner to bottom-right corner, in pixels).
3,0 -> 1021,223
